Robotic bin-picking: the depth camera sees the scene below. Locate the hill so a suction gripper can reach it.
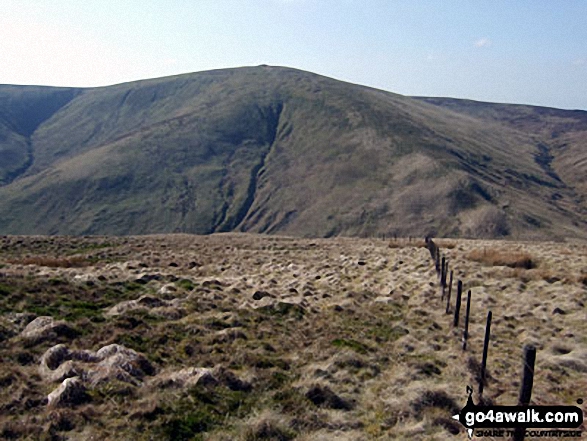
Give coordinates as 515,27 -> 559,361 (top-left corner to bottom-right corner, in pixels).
1,66 -> 586,239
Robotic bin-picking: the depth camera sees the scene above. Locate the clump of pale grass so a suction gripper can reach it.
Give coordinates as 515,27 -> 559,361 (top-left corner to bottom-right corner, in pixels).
240,409 -> 296,441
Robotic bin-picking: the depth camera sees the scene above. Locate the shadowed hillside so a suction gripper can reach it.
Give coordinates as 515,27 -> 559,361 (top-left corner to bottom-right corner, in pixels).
0,66 -> 586,239
0,85 -> 81,184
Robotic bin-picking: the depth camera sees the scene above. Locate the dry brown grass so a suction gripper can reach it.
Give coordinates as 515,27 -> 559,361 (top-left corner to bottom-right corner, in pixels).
507,267 -> 570,283
387,239 -> 426,249
6,256 -> 90,268
435,240 -> 457,249
466,248 -> 536,269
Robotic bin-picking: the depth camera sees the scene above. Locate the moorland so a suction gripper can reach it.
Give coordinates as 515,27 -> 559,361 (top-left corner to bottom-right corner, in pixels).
0,234 -> 585,440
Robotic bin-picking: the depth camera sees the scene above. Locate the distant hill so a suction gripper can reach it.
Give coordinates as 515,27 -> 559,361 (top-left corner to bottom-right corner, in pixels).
1,66 -> 586,239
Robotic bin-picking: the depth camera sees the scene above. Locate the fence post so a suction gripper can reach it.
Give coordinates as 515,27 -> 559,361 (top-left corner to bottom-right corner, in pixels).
513,345 -> 537,441
440,256 -> 446,288
444,261 -> 449,298
435,248 -> 440,274
463,290 -> 471,350
478,311 -> 492,397
453,280 -> 463,327
445,270 -> 453,314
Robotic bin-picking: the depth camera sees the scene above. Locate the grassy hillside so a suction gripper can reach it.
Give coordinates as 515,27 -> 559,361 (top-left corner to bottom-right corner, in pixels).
415,97 -> 587,197
0,66 -> 586,239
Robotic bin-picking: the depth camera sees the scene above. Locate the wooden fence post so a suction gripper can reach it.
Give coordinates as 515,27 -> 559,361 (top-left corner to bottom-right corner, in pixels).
513,345 -> 537,441
435,248 -> 440,274
441,256 -> 446,284
453,280 -> 463,327
463,290 -> 471,350
478,311 -> 492,397
426,237 -> 435,260
443,260 -> 449,298
445,270 -> 453,314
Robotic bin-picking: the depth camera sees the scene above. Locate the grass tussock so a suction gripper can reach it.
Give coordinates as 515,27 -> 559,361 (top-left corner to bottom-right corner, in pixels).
242,410 -> 296,441
467,248 -> 536,269
436,240 -> 457,249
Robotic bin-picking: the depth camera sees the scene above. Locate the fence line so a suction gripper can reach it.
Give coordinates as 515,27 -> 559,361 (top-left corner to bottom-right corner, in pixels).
424,237 -> 541,440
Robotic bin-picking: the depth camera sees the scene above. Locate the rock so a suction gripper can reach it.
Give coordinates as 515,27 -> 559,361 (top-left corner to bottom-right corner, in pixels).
552,307 -> 566,315
47,377 -> 89,407
71,349 -> 101,363
40,345 -> 99,382
88,344 -> 155,386
45,360 -> 82,383
20,316 -> 77,344
40,343 -> 155,386
41,344 -> 71,370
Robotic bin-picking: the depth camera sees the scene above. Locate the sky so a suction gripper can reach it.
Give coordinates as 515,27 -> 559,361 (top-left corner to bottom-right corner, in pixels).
1,0 -> 586,110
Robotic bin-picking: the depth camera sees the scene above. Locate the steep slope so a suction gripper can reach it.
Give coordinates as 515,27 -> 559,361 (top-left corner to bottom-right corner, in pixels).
0,85 -> 81,184
0,66 -> 586,239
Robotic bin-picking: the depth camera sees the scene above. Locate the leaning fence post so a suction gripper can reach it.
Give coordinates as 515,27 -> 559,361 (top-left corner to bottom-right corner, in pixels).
453,280 -> 463,327
463,290 -> 471,350
513,345 -> 537,441
478,311 -> 492,397
445,270 -> 453,314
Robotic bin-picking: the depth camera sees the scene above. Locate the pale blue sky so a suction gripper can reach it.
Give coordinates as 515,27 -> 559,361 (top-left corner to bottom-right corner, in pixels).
1,0 -> 586,109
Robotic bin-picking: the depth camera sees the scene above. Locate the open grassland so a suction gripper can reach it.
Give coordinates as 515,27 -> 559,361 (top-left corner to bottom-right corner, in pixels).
0,234 -> 585,440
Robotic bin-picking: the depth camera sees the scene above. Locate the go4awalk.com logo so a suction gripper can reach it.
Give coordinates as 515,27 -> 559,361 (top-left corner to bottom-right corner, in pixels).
452,387 -> 584,439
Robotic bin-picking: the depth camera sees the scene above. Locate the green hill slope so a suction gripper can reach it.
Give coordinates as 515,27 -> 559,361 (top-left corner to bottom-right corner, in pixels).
0,66 -> 586,239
